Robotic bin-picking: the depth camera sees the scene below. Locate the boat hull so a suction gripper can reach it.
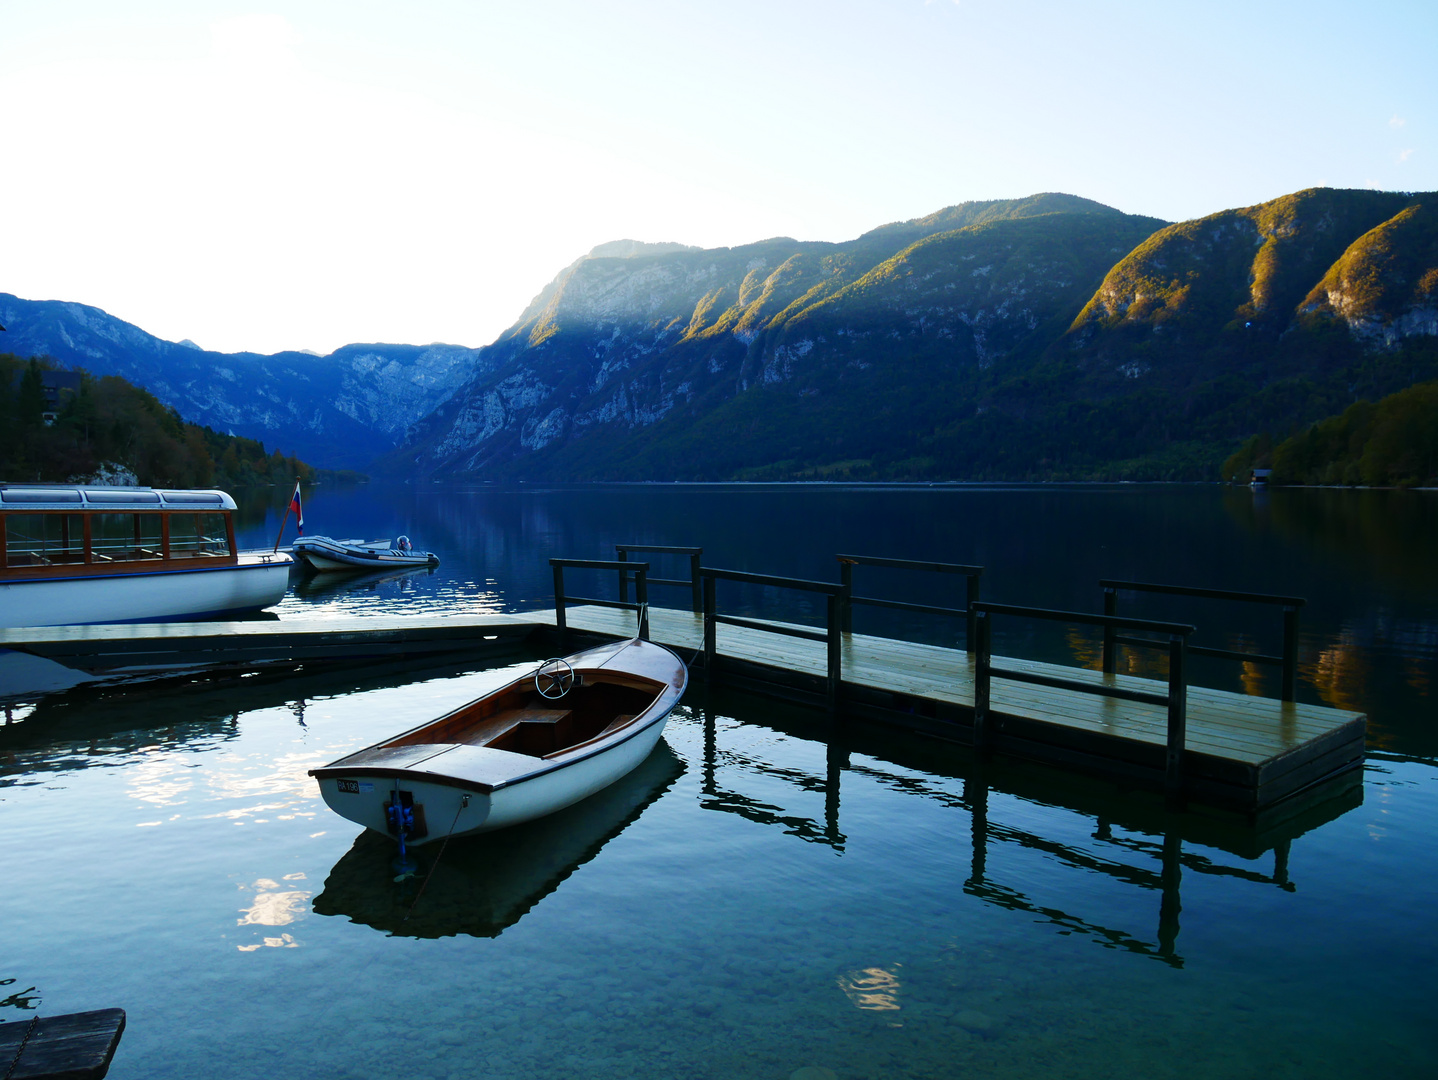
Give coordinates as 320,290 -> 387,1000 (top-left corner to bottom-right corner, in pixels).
0,553 -> 292,628
311,638 -> 687,844
292,537 -> 438,572
313,711 -> 671,844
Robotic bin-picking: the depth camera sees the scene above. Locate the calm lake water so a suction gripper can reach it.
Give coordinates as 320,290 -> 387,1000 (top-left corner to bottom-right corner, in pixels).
3,483 -> 1435,1079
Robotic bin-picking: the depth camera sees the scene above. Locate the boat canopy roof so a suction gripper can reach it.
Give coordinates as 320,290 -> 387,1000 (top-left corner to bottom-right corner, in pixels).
0,484 -> 237,512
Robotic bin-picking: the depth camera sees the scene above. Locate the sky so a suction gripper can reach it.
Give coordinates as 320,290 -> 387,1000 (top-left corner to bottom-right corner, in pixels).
2,0 -> 1435,356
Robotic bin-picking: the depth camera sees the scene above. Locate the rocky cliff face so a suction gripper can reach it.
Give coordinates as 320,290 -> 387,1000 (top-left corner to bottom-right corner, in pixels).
1060,189 -> 1438,391
0,294 -> 477,469
1299,201 -> 1438,348
393,195 -> 1167,479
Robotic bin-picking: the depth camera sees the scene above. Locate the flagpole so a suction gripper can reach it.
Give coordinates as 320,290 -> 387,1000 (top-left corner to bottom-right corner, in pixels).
273,479 -> 298,552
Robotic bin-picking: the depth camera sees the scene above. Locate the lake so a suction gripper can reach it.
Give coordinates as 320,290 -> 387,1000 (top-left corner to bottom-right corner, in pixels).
3,483 -> 1435,1079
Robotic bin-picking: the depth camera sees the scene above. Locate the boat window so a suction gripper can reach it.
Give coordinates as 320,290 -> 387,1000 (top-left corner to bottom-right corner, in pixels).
83,489 -> 160,504
168,513 -> 231,557
3,513 -> 86,567
91,513 -> 164,562
0,488 -> 82,504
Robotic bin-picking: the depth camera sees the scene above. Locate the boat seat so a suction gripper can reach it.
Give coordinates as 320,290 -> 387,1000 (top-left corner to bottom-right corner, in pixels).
599,714 -> 636,737
462,707 -> 572,747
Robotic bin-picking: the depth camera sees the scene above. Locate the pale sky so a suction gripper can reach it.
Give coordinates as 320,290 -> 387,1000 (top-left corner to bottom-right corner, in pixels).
3,0 -> 1434,356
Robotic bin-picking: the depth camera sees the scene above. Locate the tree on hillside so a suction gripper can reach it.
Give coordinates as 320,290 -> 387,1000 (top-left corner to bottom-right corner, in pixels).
0,352 -> 326,488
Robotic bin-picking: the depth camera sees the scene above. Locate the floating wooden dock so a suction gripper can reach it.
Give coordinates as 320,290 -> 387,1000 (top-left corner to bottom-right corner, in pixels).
542,602 -> 1364,813
0,549 -> 1367,815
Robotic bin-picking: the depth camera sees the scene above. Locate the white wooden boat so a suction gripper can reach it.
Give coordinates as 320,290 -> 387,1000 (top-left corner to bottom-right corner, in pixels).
310,636 -> 687,845
312,742 -> 684,938
291,534 -> 439,572
0,484 -> 292,628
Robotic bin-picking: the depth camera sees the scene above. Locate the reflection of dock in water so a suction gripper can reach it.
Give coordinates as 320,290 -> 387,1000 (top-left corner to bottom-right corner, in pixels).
688,694 -> 1361,968
312,743 -> 684,938
0,653 -> 521,776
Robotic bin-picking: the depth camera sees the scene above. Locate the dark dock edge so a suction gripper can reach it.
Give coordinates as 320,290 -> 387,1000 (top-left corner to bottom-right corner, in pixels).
0,1008 -> 125,1080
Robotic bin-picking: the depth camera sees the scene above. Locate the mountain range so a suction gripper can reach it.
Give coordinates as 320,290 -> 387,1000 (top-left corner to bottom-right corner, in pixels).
6,187 -> 1436,481
0,294 -> 475,470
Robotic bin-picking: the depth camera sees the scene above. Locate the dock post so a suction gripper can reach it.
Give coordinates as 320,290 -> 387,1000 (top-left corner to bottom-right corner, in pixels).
965,775 -> 989,884
1273,838 -> 1292,889
825,738 -> 847,846
838,559 -> 854,634
552,563 -> 567,652
1102,587 -> 1117,673
1165,634 -> 1188,806
965,573 -> 981,653
636,569 -> 650,641
826,592 -> 842,714
1281,604 -> 1300,702
972,610 -> 992,751
690,551 -> 702,613
1158,832 -> 1183,959
617,549 -> 629,605
702,574 -> 716,684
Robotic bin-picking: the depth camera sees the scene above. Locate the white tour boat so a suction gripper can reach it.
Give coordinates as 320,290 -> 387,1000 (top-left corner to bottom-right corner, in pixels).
0,483 -> 292,628
309,636 -> 687,847
291,534 -> 440,572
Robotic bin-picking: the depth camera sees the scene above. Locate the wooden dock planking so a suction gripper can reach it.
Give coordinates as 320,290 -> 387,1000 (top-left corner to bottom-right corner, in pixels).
547,603 -> 1365,811
0,1008 -> 126,1079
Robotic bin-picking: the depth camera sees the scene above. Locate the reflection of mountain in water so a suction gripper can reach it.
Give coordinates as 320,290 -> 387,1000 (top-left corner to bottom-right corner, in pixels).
312,742 -> 684,938
1224,487 -> 1438,589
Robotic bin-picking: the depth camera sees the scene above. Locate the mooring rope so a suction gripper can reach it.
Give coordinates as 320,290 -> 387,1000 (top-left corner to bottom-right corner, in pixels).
402,793 -> 471,923
3,1015 -> 39,1080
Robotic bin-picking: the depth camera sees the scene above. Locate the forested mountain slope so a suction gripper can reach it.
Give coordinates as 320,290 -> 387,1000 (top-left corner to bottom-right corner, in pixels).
390,195 -> 1167,479
390,187 -> 1436,481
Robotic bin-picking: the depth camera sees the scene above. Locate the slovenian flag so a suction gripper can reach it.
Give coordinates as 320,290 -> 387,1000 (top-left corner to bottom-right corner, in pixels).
290,482 -> 304,535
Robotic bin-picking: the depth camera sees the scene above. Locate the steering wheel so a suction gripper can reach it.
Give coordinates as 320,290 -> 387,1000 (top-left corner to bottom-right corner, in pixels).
534,658 -> 576,699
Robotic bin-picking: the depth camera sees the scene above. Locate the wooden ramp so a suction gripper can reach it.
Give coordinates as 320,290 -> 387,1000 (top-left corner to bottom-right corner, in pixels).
0,613 -> 539,674
544,604 -> 1366,813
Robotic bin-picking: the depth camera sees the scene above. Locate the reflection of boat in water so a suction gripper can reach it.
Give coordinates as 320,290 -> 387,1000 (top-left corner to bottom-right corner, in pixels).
312,741 -> 684,938
309,638 -> 687,845
290,564 -> 434,601
291,535 -> 439,572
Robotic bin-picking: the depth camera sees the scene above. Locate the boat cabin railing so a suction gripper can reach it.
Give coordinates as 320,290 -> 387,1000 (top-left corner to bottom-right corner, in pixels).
551,558 -> 650,647
836,554 -> 984,651
971,601 -> 1196,804
1099,580 -> 1305,702
616,545 -> 702,612
700,566 -> 848,712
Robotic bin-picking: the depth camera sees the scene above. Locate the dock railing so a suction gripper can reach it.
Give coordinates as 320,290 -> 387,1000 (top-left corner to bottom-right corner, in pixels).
701,567 -> 848,712
551,558 -> 649,649
1099,580 -> 1305,701
836,555 -> 984,650
972,601 -> 1196,803
617,545 -> 702,612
